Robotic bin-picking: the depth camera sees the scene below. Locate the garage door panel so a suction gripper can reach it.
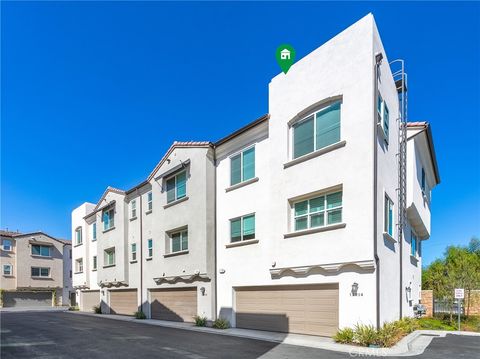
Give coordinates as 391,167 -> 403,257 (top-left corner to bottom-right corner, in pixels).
3,291 -> 52,308
80,291 -> 100,312
150,287 -> 197,322
235,284 -> 339,337
110,289 -> 137,316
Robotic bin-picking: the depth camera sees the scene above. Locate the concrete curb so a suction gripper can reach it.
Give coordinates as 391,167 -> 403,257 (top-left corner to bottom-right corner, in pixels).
0,307 -> 69,313
66,312 -> 479,356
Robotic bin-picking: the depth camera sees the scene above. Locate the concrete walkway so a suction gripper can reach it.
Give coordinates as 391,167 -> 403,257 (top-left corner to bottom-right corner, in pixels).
65,311 -> 480,356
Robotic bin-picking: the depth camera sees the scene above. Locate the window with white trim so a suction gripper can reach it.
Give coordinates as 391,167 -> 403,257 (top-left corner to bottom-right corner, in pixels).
293,191 -> 342,231
32,267 -> 50,278
147,192 -> 153,211
377,94 -> 389,141
147,239 -> 153,258
93,255 -> 97,270
75,258 -> 83,273
166,171 -> 187,203
92,223 -> 97,241
75,227 -> 82,245
104,248 -> 115,266
103,208 -> 115,231
31,244 -> 51,257
384,194 -> 394,237
230,214 -> 255,242
131,200 -> 137,219
131,243 -> 137,261
411,232 -> 417,257
2,239 -> 12,251
170,230 -> 188,253
3,264 -> 12,276
230,146 -> 255,186
292,101 -> 341,159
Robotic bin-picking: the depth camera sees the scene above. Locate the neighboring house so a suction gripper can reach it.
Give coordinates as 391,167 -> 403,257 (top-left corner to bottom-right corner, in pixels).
71,14 -> 439,337
0,230 -> 73,308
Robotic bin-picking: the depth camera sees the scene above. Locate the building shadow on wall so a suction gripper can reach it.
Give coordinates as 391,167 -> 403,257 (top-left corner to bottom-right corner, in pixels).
150,299 -> 185,322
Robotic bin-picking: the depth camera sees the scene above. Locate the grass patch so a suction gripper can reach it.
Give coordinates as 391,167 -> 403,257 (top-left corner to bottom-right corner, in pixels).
418,315 -> 480,332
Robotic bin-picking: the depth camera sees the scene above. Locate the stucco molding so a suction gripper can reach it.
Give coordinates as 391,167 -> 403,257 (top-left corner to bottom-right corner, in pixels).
269,260 -> 376,279
153,273 -> 210,285
98,280 -> 129,288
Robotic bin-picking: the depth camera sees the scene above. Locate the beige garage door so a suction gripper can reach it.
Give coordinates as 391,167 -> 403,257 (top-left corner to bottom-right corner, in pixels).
150,287 -> 197,322
109,289 -> 137,316
80,290 -> 100,312
235,284 -> 339,337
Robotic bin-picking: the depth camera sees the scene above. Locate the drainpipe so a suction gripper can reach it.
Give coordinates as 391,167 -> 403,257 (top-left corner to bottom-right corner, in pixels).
137,189 -> 144,314
373,52 -> 383,330
213,145 -> 218,321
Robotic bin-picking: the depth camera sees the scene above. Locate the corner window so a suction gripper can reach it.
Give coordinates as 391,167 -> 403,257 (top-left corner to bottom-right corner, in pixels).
166,171 -> 187,203
170,230 -> 188,253
31,244 -> 51,257
147,239 -> 153,258
292,101 -> 341,159
104,248 -> 115,266
2,239 -> 12,251
377,94 -> 389,141
32,267 -> 50,278
147,192 -> 153,211
75,227 -> 82,245
411,232 -> 417,257
131,200 -> 137,219
230,214 -> 255,242
92,223 -> 97,241
384,194 -> 394,237
75,258 -> 83,273
131,243 -> 137,261
3,264 -> 12,276
230,147 -> 255,186
103,208 -> 115,231
293,191 -> 342,231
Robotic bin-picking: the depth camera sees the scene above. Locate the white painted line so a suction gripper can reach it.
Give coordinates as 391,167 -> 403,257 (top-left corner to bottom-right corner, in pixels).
1,341 -> 55,347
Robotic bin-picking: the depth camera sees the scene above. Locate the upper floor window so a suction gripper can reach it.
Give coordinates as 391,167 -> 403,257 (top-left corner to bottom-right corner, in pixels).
171,230 -> 188,253
384,194 -> 394,237
293,101 -> 341,159
377,94 -> 389,142
131,243 -> 137,261
2,239 -> 12,251
32,267 -> 50,278
31,244 -> 51,257
147,239 -> 153,258
230,147 -> 255,186
411,232 -> 417,257
131,200 -> 137,219
3,264 -> 12,276
92,223 -> 97,241
103,208 -> 115,231
147,192 -> 153,211
230,214 -> 255,242
75,227 -> 82,245
104,248 -> 115,266
293,191 -> 342,231
421,168 -> 426,193
92,256 -> 97,270
75,258 -> 83,273
166,171 -> 187,203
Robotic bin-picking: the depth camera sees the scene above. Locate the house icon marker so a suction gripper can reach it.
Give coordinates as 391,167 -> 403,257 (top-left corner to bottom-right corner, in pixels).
280,49 -> 291,60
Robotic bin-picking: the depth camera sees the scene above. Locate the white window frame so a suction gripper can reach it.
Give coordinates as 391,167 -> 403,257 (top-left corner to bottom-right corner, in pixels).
229,213 -> 256,243
31,267 -> 50,278
131,243 -> 137,261
2,239 -> 12,252
3,264 -> 13,276
292,190 -> 343,231
147,191 -> 153,211
384,194 -> 395,238
147,239 -> 153,258
75,258 -> 83,273
75,227 -> 83,245
103,208 -> 115,231
131,200 -> 137,219
31,244 -> 51,257
104,248 -> 115,266
92,222 -> 97,241
411,231 -> 418,258
377,93 -> 389,142
92,255 -> 97,271
170,230 -> 188,253
166,170 -> 187,203
229,145 -> 256,186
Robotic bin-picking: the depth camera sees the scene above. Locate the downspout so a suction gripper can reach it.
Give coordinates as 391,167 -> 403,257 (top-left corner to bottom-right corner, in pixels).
213,145 -> 218,321
137,189 -> 144,314
374,52 -> 383,330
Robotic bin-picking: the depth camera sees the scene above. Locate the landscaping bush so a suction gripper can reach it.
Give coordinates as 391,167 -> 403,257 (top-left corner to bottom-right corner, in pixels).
353,324 -> 379,347
212,317 -> 230,329
333,327 -> 354,344
396,317 -> 419,335
93,305 -> 102,314
134,311 -> 146,319
377,321 -> 402,347
193,315 -> 207,327
68,306 -> 79,311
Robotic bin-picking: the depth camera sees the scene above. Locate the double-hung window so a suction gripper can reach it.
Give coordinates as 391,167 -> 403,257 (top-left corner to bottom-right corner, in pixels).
147,192 -> 153,211
411,232 -> 417,257
75,258 -> 83,273
230,214 -> 255,242
292,101 -> 341,159
131,200 -> 137,219
93,256 -> 97,270
166,171 -> 187,203
31,245 -> 51,257
104,248 -> 115,266
3,264 -> 12,276
2,239 -> 12,251
377,94 -> 389,141
103,208 -> 115,231
171,230 -> 188,253
131,243 -> 137,261
147,239 -> 153,258
32,267 -> 50,277
92,223 -> 97,241
230,147 -> 255,186
75,227 -> 82,245
384,195 -> 394,237
293,191 -> 342,231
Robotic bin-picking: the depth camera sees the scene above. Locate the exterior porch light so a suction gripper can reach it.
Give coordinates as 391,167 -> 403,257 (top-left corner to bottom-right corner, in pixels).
406,285 -> 412,301
351,282 -> 359,296
200,287 -> 205,296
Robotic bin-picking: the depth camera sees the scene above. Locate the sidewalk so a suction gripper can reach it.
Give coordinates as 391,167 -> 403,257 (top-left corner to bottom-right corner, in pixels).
66,311 -> 480,356
0,306 -> 69,313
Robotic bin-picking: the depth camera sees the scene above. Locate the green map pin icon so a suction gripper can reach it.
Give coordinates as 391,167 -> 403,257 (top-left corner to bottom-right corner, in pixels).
276,44 -> 295,74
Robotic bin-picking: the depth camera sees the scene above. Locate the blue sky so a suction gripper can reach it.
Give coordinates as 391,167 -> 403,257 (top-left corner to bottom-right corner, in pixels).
1,2 -> 479,265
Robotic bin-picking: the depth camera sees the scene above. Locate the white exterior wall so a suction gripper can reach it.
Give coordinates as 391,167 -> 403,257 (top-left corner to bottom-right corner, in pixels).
72,203 -> 95,290
62,243 -> 72,305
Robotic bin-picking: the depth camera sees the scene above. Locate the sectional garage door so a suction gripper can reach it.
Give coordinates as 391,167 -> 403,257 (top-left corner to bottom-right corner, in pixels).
150,287 -> 197,322
109,289 -> 137,316
2,291 -> 52,308
235,284 -> 339,337
80,290 -> 100,312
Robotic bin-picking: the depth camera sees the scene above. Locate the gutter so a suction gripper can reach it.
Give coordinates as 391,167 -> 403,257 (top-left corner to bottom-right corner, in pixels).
136,189 -> 144,315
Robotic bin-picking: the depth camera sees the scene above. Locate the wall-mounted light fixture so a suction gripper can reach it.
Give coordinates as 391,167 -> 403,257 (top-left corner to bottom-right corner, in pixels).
406,285 -> 412,301
351,282 -> 359,296
219,268 -> 225,274
200,287 -> 205,296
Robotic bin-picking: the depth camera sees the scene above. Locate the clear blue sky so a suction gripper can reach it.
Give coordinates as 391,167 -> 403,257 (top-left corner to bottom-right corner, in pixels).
1,2 -> 479,265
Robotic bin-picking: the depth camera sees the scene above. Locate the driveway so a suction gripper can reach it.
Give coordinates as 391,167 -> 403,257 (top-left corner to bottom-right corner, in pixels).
1,312 -> 479,358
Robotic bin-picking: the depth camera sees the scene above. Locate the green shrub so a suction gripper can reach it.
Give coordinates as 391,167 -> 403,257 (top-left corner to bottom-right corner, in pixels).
212,317 -> 230,329
377,321 -> 402,347
396,317 -> 419,335
354,324 -> 379,346
68,306 -> 79,311
194,315 -> 207,327
93,305 -> 102,314
333,327 -> 355,344
134,311 -> 146,319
